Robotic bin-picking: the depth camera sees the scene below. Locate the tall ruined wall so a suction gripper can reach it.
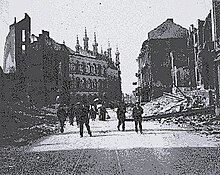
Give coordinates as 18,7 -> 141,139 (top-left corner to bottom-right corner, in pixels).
3,25 -> 16,73
213,0 -> 220,49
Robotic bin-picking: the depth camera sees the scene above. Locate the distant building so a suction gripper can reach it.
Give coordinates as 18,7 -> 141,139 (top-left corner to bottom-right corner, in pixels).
2,14 -> 122,105
136,19 -> 191,101
212,0 -> 220,114
188,11 -> 215,90
2,14 -> 70,105
69,29 -> 122,104
28,31 -> 70,105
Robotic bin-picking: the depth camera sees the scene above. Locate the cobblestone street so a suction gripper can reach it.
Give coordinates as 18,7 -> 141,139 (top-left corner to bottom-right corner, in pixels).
1,109 -> 219,174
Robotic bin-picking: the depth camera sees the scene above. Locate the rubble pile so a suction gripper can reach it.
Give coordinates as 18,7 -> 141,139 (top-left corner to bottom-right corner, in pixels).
142,94 -> 184,116
163,114 -> 220,135
0,102 -> 59,146
139,90 -> 220,136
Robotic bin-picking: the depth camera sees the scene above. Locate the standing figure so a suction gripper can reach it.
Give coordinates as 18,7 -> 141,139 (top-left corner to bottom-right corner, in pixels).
99,104 -> 107,121
117,102 -> 126,131
77,102 -> 92,137
74,102 -> 81,127
89,106 -> 97,121
57,105 -> 67,133
68,104 -> 74,126
132,102 -> 144,134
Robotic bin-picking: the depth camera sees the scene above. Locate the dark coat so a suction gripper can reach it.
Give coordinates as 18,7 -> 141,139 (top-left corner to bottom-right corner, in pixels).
132,106 -> 143,121
89,108 -> 96,118
76,105 -> 90,124
67,106 -> 74,118
99,106 -> 107,115
57,108 -> 67,122
117,105 -> 126,120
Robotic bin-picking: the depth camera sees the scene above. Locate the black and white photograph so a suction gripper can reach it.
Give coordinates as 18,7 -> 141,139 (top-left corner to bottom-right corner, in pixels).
0,0 -> 220,174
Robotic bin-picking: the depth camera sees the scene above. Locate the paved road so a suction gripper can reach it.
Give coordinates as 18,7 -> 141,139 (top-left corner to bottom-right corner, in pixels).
1,109 -> 220,174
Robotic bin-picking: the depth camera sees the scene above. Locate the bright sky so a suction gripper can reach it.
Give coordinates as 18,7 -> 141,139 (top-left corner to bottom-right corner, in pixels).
0,0 -> 212,94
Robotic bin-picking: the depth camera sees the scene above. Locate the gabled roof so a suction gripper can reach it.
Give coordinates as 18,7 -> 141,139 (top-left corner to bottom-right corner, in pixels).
148,19 -> 188,40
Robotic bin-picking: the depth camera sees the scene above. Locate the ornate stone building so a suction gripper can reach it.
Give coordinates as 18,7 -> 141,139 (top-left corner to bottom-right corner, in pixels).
69,29 -> 122,104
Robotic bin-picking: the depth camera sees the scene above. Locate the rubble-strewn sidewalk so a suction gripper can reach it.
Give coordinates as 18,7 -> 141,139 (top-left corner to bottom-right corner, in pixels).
0,102 -> 59,147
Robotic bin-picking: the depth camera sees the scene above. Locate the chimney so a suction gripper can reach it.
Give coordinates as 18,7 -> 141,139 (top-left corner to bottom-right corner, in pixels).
42,30 -> 49,37
167,18 -> 173,23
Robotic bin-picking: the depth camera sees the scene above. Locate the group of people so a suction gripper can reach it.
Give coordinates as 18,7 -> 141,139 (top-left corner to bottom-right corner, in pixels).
57,101 -> 145,137
57,102 -> 93,137
116,102 -> 144,134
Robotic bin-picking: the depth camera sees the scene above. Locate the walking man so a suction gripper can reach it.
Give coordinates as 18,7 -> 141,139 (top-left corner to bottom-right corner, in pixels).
74,102 -> 81,127
99,104 -> 107,121
117,102 -> 126,131
76,102 -> 92,138
132,102 -> 144,134
57,104 -> 67,133
89,105 -> 97,121
68,104 -> 74,126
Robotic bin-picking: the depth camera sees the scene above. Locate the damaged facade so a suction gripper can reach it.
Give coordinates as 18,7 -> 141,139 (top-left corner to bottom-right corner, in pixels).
2,14 -> 122,106
188,12 -> 215,90
136,0 -> 220,111
136,19 -> 191,101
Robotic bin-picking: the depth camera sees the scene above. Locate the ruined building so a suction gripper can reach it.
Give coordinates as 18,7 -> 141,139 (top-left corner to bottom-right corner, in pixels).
2,14 -> 122,105
188,11 -> 215,90
2,13 -> 31,101
137,19 -> 191,101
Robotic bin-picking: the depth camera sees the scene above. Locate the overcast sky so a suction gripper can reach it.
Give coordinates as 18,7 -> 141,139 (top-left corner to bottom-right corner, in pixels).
0,0 -> 212,94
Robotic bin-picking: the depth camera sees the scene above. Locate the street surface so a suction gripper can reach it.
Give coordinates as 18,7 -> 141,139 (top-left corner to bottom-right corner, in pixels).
1,109 -> 220,174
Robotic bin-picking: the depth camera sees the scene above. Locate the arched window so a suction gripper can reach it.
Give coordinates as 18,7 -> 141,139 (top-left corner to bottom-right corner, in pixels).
88,78 -> 92,90
98,79 -> 102,91
102,66 -> 106,76
76,61 -> 80,74
93,63 -> 97,75
90,64 -> 94,75
104,67 -> 107,76
82,78 -> 87,90
81,62 -> 86,74
94,79 -> 97,91
87,63 -> 90,74
76,77 -> 80,90
98,64 -> 102,76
